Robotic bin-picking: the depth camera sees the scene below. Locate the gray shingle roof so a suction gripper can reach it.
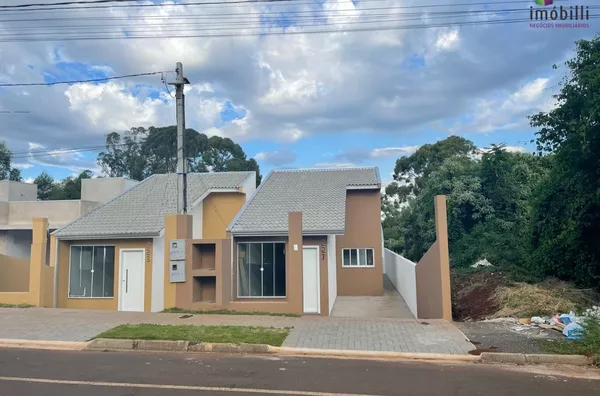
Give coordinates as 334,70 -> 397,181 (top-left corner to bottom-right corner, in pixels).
54,172 -> 253,238
228,167 -> 380,235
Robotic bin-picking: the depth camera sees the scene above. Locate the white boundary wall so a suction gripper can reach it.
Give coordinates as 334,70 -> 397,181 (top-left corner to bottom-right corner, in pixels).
151,234 -> 165,312
383,248 -> 418,317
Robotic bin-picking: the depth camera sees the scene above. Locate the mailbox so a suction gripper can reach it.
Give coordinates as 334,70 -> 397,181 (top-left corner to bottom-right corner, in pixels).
169,261 -> 185,283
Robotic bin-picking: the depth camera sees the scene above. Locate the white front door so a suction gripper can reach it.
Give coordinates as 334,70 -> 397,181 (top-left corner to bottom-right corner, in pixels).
119,249 -> 145,312
302,247 -> 320,314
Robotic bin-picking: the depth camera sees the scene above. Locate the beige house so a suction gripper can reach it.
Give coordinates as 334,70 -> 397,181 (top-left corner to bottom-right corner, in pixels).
51,172 -> 256,312
0,178 -> 137,260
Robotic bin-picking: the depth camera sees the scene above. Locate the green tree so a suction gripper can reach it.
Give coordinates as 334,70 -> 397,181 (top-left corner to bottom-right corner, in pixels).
97,126 -> 262,185
34,171 -> 55,200
0,141 -> 11,180
528,36 -> 600,287
9,168 -> 22,182
51,170 -> 92,200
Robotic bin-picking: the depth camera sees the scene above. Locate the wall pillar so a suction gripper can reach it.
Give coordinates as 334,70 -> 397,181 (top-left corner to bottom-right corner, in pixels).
434,195 -> 452,321
164,215 -> 192,309
288,212 -> 303,314
29,217 -> 48,306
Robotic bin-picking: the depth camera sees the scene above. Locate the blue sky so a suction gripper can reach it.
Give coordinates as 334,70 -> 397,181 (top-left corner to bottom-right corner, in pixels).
2,0 -> 596,186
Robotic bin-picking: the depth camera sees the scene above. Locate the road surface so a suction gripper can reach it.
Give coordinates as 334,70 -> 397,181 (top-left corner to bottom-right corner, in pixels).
0,348 -> 598,395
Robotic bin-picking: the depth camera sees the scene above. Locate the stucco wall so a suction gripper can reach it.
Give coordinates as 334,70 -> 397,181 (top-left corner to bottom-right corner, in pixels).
0,181 -> 37,202
6,230 -> 32,260
151,234 -> 165,312
81,178 -> 138,204
383,248 -> 417,317
336,189 -> 383,296
202,192 -> 246,239
6,200 -> 99,228
56,239 -> 153,311
0,253 -> 30,292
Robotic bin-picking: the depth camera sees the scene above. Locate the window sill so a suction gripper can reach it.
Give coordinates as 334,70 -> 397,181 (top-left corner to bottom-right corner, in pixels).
341,266 -> 375,269
67,297 -> 114,299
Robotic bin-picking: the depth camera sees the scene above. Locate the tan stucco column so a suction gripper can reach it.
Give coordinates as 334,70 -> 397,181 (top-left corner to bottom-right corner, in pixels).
164,215 -> 193,309
434,195 -> 452,321
29,217 -> 48,306
288,212 -> 303,314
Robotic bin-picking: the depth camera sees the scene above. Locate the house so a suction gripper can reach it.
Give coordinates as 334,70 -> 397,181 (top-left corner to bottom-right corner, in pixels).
171,167 -> 384,316
0,178 -> 138,261
51,172 -> 256,312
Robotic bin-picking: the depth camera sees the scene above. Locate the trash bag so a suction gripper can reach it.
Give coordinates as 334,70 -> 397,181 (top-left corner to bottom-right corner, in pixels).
563,322 -> 584,340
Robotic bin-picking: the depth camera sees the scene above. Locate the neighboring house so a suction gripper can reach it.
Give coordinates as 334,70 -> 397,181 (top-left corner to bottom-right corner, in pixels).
166,167 -> 384,316
51,172 -> 256,312
0,178 -> 137,261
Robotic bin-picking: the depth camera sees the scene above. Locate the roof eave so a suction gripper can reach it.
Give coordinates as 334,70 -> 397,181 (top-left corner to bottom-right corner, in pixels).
231,229 -> 344,237
54,232 -> 160,240
346,184 -> 381,190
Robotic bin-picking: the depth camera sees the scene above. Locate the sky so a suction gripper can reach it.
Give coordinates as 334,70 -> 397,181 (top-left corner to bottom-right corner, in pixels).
0,0 -> 598,187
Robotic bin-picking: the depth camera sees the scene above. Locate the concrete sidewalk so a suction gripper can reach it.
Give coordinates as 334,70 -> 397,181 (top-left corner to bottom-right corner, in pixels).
0,307 -> 475,354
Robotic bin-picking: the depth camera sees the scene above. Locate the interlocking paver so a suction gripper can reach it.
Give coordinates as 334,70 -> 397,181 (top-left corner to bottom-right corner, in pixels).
0,307 -> 474,354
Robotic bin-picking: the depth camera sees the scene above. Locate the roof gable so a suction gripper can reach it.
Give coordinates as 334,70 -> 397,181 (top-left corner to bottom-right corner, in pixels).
54,172 -> 252,238
229,167 -> 380,235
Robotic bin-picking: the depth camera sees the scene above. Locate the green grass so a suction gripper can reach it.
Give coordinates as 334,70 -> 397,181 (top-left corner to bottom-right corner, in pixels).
539,317 -> 600,364
162,307 -> 301,317
0,303 -> 33,308
94,324 -> 290,346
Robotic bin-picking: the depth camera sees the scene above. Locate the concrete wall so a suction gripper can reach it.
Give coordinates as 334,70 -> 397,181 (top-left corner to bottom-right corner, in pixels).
56,238 -> 153,311
202,192 -> 246,240
414,196 -> 452,320
383,248 -> 417,317
241,172 -> 257,197
0,253 -> 30,292
0,181 -> 37,202
6,230 -> 33,260
336,189 -> 383,296
4,200 -> 100,228
81,178 -> 138,204
192,201 -> 203,239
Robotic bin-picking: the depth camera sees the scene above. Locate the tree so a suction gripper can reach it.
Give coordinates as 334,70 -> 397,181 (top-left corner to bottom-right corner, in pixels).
34,171 -> 55,200
9,168 -> 22,182
0,141 -> 13,180
97,126 -> 262,185
51,170 -> 92,200
528,36 -> 600,287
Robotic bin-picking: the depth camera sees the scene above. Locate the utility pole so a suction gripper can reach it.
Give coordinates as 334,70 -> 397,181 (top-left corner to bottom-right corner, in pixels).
169,62 -> 190,214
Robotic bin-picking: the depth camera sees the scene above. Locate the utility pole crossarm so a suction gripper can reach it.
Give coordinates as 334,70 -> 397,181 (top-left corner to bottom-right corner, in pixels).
168,62 -> 191,215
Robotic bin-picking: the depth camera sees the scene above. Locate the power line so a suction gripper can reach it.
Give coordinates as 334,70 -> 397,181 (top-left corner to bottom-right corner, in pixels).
0,70 -> 171,87
0,0 -> 546,13
0,0 -> 141,9
0,15 -> 596,43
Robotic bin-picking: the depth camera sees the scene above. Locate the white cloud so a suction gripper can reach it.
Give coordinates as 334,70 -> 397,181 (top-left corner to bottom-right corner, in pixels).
255,148 -> 297,166
435,29 -> 460,51
314,162 -> 357,168
13,163 -> 34,169
371,146 -> 420,158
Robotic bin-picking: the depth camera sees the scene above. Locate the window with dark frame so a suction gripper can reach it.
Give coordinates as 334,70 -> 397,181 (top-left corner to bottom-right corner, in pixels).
238,242 -> 286,298
342,248 -> 374,267
69,246 -> 115,298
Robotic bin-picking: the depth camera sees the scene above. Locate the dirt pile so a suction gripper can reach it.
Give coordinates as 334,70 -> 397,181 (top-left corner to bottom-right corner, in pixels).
452,271 -> 504,321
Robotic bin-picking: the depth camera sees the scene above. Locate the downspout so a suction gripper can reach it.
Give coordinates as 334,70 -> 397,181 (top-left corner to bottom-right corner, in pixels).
52,236 -> 59,308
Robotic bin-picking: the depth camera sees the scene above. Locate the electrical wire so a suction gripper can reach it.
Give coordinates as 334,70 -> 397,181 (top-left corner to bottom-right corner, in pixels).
0,70 -> 172,86
0,15 -> 596,43
0,0 -> 142,9
0,0 -> 550,13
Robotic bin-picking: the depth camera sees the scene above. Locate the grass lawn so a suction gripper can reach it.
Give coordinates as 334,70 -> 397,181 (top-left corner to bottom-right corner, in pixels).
163,307 -> 301,317
539,317 -> 600,365
94,324 -> 290,346
0,303 -> 33,308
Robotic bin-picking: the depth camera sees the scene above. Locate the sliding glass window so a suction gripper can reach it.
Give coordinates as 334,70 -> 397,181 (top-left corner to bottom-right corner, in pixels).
69,246 -> 115,298
238,242 -> 286,298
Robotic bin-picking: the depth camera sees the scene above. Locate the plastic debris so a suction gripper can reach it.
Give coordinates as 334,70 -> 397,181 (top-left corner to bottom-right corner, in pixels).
471,258 -> 493,268
531,316 -> 546,325
563,322 -> 584,340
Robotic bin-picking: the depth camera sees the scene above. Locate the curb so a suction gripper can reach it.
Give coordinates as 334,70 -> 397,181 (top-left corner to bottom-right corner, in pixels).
480,352 -> 595,366
87,339 -> 274,355
0,339 -> 87,351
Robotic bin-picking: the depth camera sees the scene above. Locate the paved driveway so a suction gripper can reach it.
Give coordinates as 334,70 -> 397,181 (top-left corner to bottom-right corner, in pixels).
0,308 -> 475,354
331,275 -> 414,318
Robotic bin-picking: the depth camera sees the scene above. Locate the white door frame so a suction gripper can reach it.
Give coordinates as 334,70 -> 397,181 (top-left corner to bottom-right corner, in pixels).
118,248 -> 145,312
302,246 -> 320,314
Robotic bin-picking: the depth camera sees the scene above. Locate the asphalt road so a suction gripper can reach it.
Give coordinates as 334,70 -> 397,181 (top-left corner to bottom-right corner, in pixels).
0,348 -> 599,396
